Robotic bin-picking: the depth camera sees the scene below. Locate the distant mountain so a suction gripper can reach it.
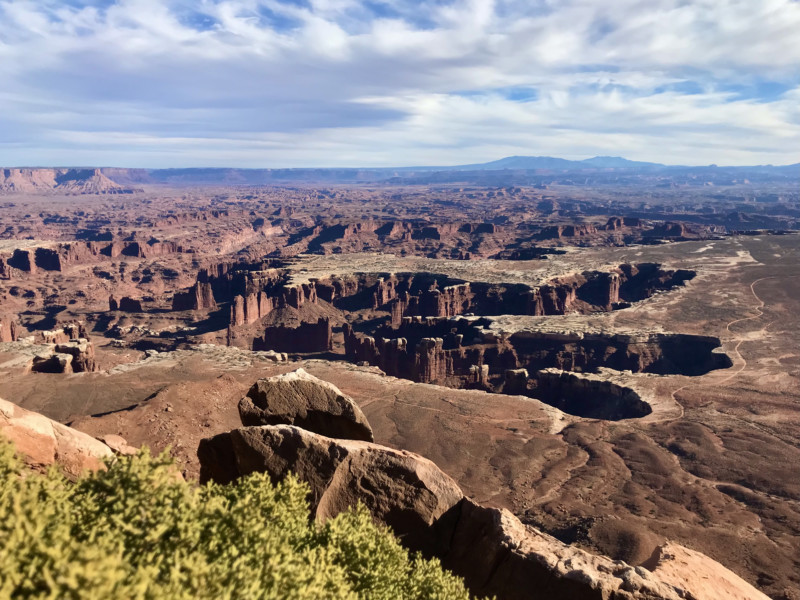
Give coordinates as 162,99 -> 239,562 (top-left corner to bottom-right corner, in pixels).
579,156 -> 664,168
2,157 -> 796,193
453,156 -> 581,170
436,155 -> 665,171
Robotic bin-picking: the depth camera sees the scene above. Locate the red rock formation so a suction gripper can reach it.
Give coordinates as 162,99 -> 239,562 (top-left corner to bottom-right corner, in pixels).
118,297 -> 143,312
9,249 -> 36,273
414,337 -> 446,383
229,291 -> 274,326
537,223 -> 597,240
172,282 -> 217,311
254,318 -> 332,353
345,317 -> 731,389
121,240 -> 181,258
646,222 -> 687,238
230,295 -> 246,327
40,323 -> 88,345
55,339 -> 97,373
0,257 -> 11,279
0,315 -> 17,342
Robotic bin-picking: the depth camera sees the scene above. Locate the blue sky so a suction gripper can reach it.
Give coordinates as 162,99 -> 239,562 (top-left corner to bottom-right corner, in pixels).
0,0 -> 798,168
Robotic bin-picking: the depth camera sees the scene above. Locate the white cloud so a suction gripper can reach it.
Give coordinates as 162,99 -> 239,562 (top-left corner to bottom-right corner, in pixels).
0,0 -> 798,166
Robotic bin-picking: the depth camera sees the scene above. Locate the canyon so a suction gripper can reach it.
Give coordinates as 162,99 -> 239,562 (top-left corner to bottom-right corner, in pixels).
0,174 -> 798,598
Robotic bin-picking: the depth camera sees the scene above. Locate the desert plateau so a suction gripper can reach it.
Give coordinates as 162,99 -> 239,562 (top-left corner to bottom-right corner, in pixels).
0,161 -> 798,599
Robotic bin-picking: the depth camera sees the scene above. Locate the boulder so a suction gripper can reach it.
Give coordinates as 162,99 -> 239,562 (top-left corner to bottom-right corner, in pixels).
238,368 -> 373,441
198,424 -> 463,554
99,434 -> 138,456
441,499 -> 687,600
0,397 -> 112,477
198,424 -> 771,600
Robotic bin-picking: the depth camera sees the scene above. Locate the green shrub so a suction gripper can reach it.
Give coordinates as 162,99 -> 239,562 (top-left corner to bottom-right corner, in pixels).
0,440 -> 474,599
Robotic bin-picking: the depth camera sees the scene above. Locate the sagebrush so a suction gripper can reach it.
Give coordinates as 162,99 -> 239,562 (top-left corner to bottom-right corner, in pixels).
0,440 -> 473,599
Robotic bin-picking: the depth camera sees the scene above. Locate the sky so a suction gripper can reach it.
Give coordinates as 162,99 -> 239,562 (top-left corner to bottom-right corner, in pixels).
1,0 -> 799,168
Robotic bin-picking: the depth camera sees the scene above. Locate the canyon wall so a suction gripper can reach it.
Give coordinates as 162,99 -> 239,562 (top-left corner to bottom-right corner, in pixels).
344,317 -> 732,388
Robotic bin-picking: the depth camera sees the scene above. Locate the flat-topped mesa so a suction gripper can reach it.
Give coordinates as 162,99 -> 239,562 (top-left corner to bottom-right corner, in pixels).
220,262 -> 692,335
0,167 -> 140,194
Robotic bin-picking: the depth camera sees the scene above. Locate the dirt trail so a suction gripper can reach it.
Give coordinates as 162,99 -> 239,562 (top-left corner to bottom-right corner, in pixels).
664,276 -> 774,422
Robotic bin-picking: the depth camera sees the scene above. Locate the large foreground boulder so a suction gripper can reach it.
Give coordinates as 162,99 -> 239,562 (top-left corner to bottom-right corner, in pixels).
0,397 -> 112,477
238,368 -> 373,441
199,424 -> 462,554
198,422 -> 770,600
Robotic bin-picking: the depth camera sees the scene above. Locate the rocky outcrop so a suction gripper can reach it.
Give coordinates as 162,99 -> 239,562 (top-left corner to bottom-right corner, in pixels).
237,369 -> 373,441
198,425 -> 461,553
198,421 -> 767,600
31,352 -> 74,373
0,315 -> 18,342
172,282 -> 217,311
40,323 -> 88,345
254,318 -> 332,353
230,293 -> 272,326
27,326 -> 97,373
55,339 -> 97,373
0,397 -> 113,477
442,499 -> 690,600
117,296 -> 143,312
537,223 -> 597,240
8,249 -> 36,273
98,434 -> 138,456
640,543 -> 770,600
503,368 -> 529,395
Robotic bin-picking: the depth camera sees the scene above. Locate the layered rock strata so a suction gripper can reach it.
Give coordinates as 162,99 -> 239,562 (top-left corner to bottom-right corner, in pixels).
344,317 -> 731,389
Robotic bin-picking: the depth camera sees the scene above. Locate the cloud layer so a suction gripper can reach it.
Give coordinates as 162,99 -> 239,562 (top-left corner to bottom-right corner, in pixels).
1,0 -> 798,167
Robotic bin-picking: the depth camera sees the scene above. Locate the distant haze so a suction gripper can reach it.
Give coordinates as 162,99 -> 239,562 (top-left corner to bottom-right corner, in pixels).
1,0 -> 799,168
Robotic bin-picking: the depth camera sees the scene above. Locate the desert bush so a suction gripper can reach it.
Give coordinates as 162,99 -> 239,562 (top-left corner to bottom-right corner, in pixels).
0,440 -> 474,599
